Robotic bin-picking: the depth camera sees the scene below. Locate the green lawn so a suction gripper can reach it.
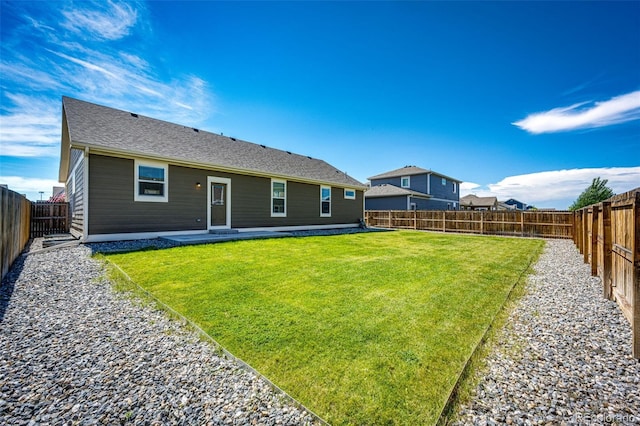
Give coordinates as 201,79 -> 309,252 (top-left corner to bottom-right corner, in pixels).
104,231 -> 543,425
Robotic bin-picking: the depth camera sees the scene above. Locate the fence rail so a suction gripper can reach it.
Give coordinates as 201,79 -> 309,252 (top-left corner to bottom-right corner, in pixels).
365,210 -> 574,239
1,186 -> 31,282
30,202 -> 70,238
574,188 -> 639,358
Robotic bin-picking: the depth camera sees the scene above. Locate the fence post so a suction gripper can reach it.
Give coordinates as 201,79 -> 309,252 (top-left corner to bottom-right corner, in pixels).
480,211 -> 484,235
583,208 -> 590,264
388,211 -> 391,229
590,206 -> 598,276
442,211 -> 446,232
599,201 -> 613,300
632,192 -> 640,358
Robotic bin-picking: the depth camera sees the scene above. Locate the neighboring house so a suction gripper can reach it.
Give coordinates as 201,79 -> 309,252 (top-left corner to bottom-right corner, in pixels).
49,186 -> 66,202
365,165 -> 461,210
460,194 -> 499,211
503,198 -> 529,210
498,201 -> 517,211
59,97 -> 366,242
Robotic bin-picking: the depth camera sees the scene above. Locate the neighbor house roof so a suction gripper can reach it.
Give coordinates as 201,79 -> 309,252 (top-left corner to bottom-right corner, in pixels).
364,184 -> 431,199
59,97 -> 365,189
460,194 -> 498,208
368,165 -> 461,182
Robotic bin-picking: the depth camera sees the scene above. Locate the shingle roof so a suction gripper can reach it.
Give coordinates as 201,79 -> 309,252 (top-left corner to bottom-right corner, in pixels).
59,97 -> 365,188
460,194 -> 498,207
368,165 -> 461,182
364,184 -> 431,198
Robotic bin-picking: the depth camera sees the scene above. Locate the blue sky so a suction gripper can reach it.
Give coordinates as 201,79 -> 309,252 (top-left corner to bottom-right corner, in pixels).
1,1 -> 639,208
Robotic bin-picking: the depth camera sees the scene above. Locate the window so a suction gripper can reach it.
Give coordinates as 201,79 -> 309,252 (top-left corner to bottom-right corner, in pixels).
320,186 -> 331,217
401,176 -> 410,188
453,182 -> 457,193
442,177 -> 447,186
344,188 -> 356,200
134,160 -> 168,202
271,179 -> 286,216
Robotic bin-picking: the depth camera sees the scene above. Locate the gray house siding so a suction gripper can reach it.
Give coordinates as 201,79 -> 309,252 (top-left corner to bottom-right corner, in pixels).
365,196 -> 408,211
427,174 -> 458,202
87,154 -> 363,235
370,175 -> 428,194
88,155 -> 204,234
370,177 -> 399,187
421,198 -> 455,210
67,148 -> 85,238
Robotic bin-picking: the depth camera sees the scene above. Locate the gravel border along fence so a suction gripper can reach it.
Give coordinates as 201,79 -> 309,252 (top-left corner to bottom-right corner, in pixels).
454,239 -> 639,425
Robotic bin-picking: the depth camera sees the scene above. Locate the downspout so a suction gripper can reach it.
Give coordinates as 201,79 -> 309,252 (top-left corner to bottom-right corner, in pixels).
83,147 -> 89,242
427,173 -> 431,195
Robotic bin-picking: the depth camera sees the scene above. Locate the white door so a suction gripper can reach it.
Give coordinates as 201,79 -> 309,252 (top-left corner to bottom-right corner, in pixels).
207,176 -> 231,229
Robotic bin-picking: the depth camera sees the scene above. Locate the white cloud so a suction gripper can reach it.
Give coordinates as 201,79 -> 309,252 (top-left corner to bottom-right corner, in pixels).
1,1 -> 215,160
513,91 -> 640,134
459,182 -> 481,191
461,167 -> 640,209
61,0 -> 138,41
0,94 -> 60,157
0,176 -> 62,201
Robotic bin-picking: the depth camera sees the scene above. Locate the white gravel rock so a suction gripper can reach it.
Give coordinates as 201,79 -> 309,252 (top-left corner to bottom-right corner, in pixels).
454,239 -> 640,426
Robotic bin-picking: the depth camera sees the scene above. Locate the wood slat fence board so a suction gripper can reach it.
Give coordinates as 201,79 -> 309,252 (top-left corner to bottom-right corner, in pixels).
574,188 -> 639,358
365,210 -> 574,239
30,202 -> 70,238
1,186 -> 31,282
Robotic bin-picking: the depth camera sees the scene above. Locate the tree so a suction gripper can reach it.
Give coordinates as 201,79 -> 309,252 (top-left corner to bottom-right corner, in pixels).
569,177 -> 614,211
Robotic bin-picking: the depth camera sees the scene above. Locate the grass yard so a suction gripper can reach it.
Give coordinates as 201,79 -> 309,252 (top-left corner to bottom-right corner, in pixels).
104,231 -> 543,425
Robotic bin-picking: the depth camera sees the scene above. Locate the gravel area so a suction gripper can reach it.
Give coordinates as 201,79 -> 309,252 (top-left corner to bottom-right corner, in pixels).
454,239 -> 640,426
0,241 -> 320,425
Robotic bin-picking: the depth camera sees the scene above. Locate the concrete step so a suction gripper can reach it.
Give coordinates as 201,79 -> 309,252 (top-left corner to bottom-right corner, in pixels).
42,233 -> 78,248
209,229 -> 239,234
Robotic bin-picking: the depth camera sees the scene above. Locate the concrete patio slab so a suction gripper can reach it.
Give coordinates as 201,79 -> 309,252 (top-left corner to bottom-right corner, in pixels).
160,231 -> 292,246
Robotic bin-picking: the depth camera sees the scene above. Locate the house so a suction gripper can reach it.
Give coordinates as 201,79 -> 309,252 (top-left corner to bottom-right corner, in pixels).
498,201 -> 517,211
503,198 -> 529,210
59,97 -> 366,242
365,166 -> 461,210
459,194 -> 499,211
49,186 -> 65,202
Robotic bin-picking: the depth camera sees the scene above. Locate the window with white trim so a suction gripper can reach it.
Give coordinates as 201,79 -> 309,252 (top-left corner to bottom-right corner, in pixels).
401,176 -> 410,188
271,179 -> 286,216
344,188 -> 356,200
453,182 -> 457,193
442,177 -> 447,186
320,185 -> 331,217
134,160 -> 168,202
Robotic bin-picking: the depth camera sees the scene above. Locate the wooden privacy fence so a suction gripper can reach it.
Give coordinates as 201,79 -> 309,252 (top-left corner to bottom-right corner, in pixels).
30,202 -> 70,238
574,188 -> 639,358
365,210 -> 574,239
1,186 -> 31,282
